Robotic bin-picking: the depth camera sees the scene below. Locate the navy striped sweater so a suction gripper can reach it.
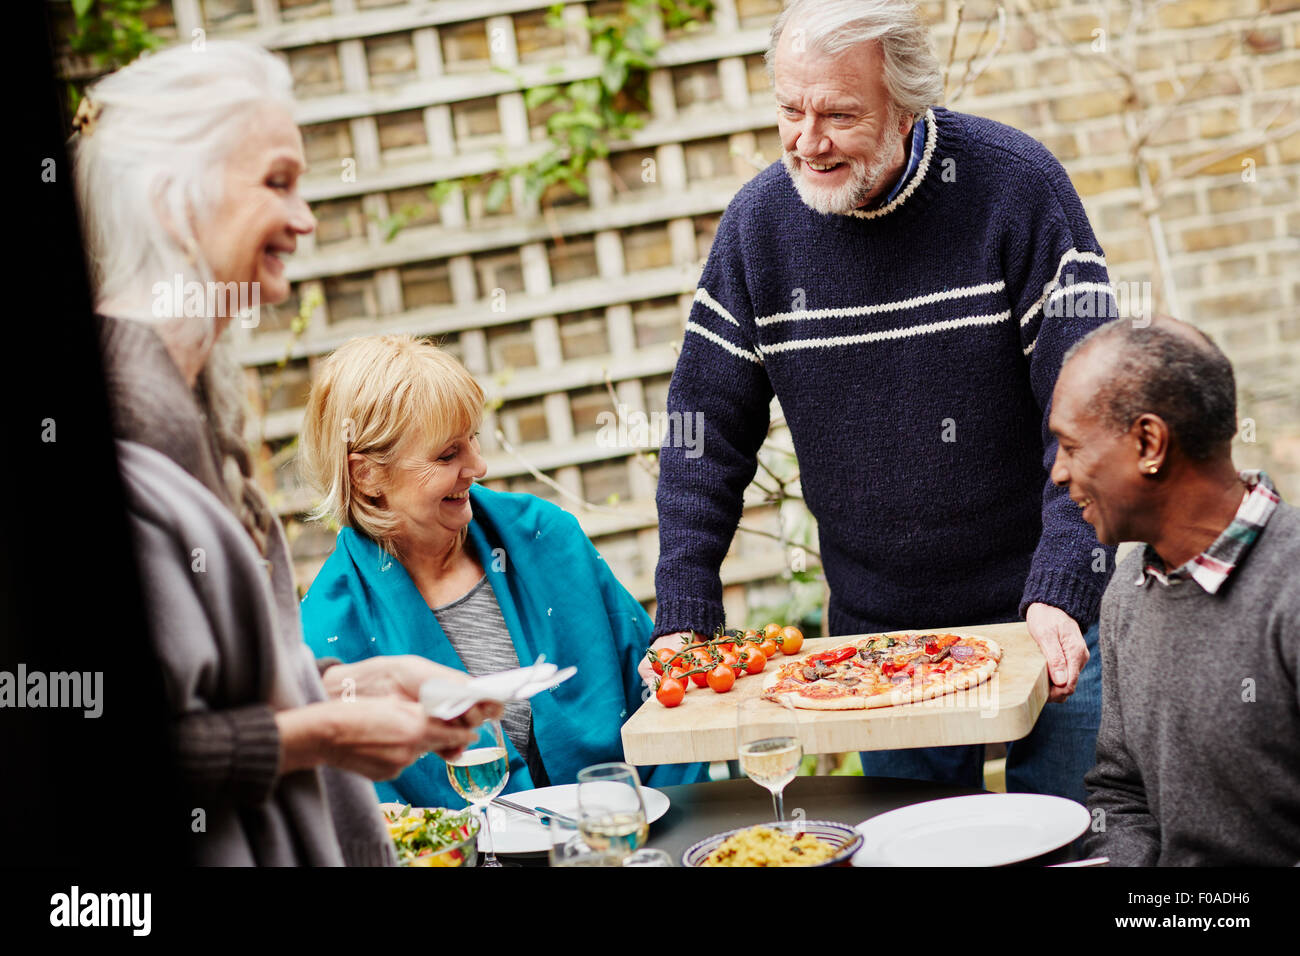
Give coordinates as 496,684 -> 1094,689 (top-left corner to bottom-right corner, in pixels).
653,107 -> 1118,639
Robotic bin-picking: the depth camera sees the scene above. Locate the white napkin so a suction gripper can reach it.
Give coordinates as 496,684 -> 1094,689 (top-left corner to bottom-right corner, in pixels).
419,656 -> 577,720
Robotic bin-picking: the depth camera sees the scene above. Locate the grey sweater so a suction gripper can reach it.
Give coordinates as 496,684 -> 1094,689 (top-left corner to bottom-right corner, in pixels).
1084,502 -> 1300,866
101,316 -> 395,866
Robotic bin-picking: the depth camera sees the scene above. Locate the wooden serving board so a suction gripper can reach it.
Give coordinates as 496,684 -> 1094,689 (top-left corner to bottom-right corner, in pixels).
621,623 -> 1048,765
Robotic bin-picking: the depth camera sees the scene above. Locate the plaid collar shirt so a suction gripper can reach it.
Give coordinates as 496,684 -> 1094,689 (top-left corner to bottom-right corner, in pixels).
1136,470 -> 1281,594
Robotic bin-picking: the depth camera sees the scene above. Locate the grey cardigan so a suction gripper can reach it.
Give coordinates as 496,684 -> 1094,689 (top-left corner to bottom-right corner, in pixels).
102,315 -> 395,866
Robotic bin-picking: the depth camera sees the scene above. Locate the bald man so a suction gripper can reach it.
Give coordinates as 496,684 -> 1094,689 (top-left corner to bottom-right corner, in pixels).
1048,316 -> 1300,865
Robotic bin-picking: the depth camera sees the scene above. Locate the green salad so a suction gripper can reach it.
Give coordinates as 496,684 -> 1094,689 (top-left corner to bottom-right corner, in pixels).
383,805 -> 479,867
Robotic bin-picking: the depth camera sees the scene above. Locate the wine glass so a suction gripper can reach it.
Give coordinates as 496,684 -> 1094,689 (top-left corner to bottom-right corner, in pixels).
736,698 -> 802,822
575,762 -> 648,863
445,719 -> 510,868
547,814 -> 621,867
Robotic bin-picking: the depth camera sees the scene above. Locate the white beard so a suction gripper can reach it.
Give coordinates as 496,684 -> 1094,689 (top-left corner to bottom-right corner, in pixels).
782,122 -> 907,216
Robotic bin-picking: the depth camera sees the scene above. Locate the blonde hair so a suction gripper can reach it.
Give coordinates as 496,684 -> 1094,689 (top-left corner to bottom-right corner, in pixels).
299,335 -> 485,558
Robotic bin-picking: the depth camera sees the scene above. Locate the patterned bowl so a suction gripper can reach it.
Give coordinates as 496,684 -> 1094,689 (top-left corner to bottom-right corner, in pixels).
683,820 -> 863,868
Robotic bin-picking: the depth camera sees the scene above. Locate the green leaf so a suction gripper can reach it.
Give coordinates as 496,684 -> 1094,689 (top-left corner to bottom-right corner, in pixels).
72,0 -> 95,18
485,177 -> 510,212
600,60 -> 628,93
525,84 -> 561,110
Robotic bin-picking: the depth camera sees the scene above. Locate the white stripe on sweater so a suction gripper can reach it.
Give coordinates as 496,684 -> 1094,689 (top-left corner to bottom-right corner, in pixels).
1018,248 -> 1109,328
1046,281 -> 1119,305
761,310 -> 1011,354
756,280 -> 1006,326
1024,279 -> 1120,356
694,287 -> 741,327
685,321 -> 763,364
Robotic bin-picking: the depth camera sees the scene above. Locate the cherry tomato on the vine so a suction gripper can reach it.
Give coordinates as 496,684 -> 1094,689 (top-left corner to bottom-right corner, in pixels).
690,667 -> 710,688
656,676 -> 685,707
758,637 -> 780,659
706,665 -> 735,693
764,623 -> 782,640
779,626 -> 805,655
741,645 -> 767,674
720,651 -> 742,677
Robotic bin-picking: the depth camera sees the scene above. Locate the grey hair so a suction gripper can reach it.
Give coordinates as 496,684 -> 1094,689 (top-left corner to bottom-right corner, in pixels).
764,0 -> 944,120
1063,318 -> 1238,461
72,41 -> 293,557
72,41 -> 294,344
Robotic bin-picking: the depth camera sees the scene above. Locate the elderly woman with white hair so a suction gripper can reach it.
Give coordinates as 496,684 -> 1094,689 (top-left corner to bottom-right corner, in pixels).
74,41 -> 500,866
297,335 -> 708,810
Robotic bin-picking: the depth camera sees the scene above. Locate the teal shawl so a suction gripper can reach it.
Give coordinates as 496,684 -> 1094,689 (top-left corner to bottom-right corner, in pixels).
300,485 -> 706,808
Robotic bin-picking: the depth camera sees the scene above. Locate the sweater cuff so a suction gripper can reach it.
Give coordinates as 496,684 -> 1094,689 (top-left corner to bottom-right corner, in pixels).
173,705 -> 282,806
1019,568 -> 1103,628
652,595 -> 726,641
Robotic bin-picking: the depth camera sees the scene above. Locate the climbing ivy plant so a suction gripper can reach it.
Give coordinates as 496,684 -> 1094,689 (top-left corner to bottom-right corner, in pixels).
378,0 -> 714,239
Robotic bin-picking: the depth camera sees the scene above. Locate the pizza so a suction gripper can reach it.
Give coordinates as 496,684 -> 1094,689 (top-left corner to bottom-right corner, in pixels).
760,631 -> 1002,711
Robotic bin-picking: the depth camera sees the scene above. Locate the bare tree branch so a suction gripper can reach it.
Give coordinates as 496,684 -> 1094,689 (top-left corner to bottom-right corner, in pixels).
949,6 -> 1008,105
494,427 -> 624,514
1168,113 -> 1300,181
943,2 -> 966,95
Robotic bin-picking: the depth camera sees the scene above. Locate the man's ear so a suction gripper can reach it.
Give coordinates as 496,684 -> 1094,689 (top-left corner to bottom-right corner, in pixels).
1132,413 -> 1169,472
348,452 -> 381,499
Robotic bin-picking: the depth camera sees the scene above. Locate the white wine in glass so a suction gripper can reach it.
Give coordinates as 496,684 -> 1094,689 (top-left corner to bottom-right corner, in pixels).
579,810 -> 649,858
736,698 -> 802,821
576,762 -> 648,863
446,720 -> 510,867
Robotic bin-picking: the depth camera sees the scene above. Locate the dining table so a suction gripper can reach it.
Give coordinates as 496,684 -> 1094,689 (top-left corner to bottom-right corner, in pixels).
505,775 -> 1081,867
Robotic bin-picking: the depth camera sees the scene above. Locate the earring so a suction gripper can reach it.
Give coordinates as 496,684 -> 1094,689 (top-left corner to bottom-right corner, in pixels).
1144,461 -> 1159,474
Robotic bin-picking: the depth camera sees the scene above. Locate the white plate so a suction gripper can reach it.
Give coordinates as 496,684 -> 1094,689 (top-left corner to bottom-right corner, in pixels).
852,793 -> 1089,867
476,784 -> 671,855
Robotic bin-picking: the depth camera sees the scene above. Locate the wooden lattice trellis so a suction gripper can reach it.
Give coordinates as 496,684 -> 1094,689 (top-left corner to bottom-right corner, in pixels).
55,0 -> 805,623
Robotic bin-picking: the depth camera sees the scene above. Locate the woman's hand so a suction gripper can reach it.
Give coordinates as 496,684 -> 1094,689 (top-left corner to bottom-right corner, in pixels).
321,655 -> 464,702
320,656 -> 504,726
276,698 -> 483,781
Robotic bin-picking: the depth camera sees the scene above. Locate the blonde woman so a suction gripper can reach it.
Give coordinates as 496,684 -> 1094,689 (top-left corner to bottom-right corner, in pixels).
298,335 -> 708,809
75,42 -> 499,866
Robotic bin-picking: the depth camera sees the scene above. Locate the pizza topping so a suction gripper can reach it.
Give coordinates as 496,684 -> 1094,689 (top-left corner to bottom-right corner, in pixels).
807,647 -> 857,667
923,634 -> 962,656
948,644 -> 974,662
